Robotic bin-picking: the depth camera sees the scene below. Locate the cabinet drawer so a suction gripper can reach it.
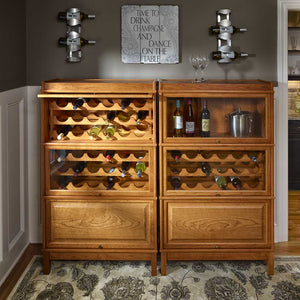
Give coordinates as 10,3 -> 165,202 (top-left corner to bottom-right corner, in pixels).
45,198 -> 156,249
162,198 -> 272,249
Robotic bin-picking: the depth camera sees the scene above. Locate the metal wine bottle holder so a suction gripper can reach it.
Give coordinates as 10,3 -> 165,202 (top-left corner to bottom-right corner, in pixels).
58,8 -> 96,63
213,9 -> 247,64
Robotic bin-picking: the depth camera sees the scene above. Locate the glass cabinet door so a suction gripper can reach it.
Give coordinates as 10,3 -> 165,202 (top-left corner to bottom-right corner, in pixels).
162,147 -> 272,196
162,96 -> 270,143
46,147 -> 155,196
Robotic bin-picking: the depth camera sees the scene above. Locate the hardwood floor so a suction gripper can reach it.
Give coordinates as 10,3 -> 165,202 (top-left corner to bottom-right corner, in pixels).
0,242 -> 300,299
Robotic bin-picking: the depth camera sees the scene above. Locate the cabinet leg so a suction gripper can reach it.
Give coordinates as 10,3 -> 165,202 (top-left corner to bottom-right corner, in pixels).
160,252 -> 167,276
151,254 -> 157,276
43,253 -> 51,275
267,253 -> 274,275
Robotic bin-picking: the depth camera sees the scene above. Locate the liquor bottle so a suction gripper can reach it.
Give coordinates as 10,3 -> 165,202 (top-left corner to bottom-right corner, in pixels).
135,162 -> 146,178
210,25 -> 247,35
295,87 -> 300,113
57,125 -> 75,140
58,37 -> 96,47
201,162 -> 211,177
73,97 -> 89,109
215,176 -> 227,190
201,99 -> 210,137
107,111 -> 117,122
106,176 -> 116,190
185,99 -> 195,137
121,98 -> 131,110
230,176 -> 242,190
170,150 -> 181,162
212,51 -> 248,62
170,176 -> 181,190
136,111 -> 148,125
72,161 -> 86,176
104,124 -> 117,139
56,150 -> 69,162
118,111 -> 133,122
104,150 -> 115,162
173,99 -> 183,137
57,176 -> 71,189
121,161 -> 131,177
58,10 -> 96,22
89,125 -> 101,139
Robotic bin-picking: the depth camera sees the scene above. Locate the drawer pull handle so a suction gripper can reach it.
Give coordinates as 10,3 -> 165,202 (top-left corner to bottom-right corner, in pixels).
216,140 -> 220,143
98,245 -> 103,249
215,245 -> 220,249
216,193 -> 220,196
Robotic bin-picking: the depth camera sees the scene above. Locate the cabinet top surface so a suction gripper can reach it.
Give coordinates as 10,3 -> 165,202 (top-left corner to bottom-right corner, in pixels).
158,79 -> 274,93
40,79 -> 157,94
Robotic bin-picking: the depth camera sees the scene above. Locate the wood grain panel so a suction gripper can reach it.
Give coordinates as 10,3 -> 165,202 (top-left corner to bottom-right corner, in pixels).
165,200 -> 269,248
46,200 -> 154,249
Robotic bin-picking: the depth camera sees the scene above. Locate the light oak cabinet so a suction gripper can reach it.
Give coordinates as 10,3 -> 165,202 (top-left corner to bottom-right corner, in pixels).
39,79 -> 158,275
158,80 -> 274,275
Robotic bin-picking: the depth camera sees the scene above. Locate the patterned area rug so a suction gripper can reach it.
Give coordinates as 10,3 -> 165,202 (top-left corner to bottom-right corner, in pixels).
7,256 -> 300,300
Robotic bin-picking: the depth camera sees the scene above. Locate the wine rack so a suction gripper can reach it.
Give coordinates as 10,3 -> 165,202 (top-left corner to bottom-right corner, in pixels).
159,80 -> 274,276
39,79 -> 157,276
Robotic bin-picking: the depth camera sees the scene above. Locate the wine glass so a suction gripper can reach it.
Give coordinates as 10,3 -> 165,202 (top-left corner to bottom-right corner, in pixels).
189,54 -> 201,83
198,54 -> 210,82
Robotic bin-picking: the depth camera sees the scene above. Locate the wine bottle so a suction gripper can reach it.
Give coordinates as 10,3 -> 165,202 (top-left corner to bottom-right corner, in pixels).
107,111 -> 117,122
58,37 -> 96,47
58,10 -> 96,22
104,124 -> 117,139
57,125 -> 75,140
248,151 -> 259,163
170,176 -> 181,190
201,99 -> 210,137
121,98 -> 131,110
230,176 -> 242,190
201,162 -> 211,177
73,97 -> 89,109
57,176 -> 71,189
295,87 -> 300,113
89,125 -> 102,139
104,150 -> 115,162
72,161 -> 86,176
136,111 -> 148,125
134,151 -> 146,159
118,110 -> 133,122
121,161 -> 131,177
135,162 -> 146,178
215,176 -> 227,190
106,176 -> 116,190
133,99 -> 146,107
185,99 -> 195,137
170,150 -> 181,162
119,151 -> 131,159
210,25 -> 247,35
173,99 -> 183,137
56,150 -> 69,162
212,51 -> 248,62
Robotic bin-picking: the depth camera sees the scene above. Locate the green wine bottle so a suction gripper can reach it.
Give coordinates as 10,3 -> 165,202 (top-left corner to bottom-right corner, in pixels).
215,176 -> 227,190
135,162 -> 146,178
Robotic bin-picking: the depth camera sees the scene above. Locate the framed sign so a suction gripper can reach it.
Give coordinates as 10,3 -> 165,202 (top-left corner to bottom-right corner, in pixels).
121,5 -> 179,64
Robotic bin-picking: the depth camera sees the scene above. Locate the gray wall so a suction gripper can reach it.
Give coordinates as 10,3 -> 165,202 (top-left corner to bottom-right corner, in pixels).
16,0 -> 278,88
0,1 -> 26,92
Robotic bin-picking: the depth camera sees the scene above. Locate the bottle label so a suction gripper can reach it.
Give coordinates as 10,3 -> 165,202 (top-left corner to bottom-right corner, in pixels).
67,12 -> 80,20
67,37 -> 80,46
202,119 -> 210,132
174,116 -> 183,129
185,121 -> 195,133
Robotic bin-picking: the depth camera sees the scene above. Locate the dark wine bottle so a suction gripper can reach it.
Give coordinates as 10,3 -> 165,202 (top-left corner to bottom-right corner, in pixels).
57,125 -> 75,140
121,161 -> 131,177
57,176 -> 71,189
170,176 -> 182,190
185,99 -> 195,137
121,99 -> 131,110
201,99 -> 210,137
230,176 -> 242,190
104,150 -> 115,162
171,150 -> 181,162
73,97 -> 89,109
107,110 -> 117,121
173,99 -> 183,137
72,161 -> 86,176
106,176 -> 116,190
56,150 -> 69,162
136,111 -> 148,125
201,162 -> 211,177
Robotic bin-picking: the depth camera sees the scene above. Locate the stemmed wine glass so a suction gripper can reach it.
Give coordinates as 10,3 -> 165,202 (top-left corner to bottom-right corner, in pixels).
189,53 -> 210,82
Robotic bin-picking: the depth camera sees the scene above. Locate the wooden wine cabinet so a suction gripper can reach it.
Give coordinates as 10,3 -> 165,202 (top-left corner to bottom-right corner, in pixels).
158,80 -> 274,275
39,79 -> 158,275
